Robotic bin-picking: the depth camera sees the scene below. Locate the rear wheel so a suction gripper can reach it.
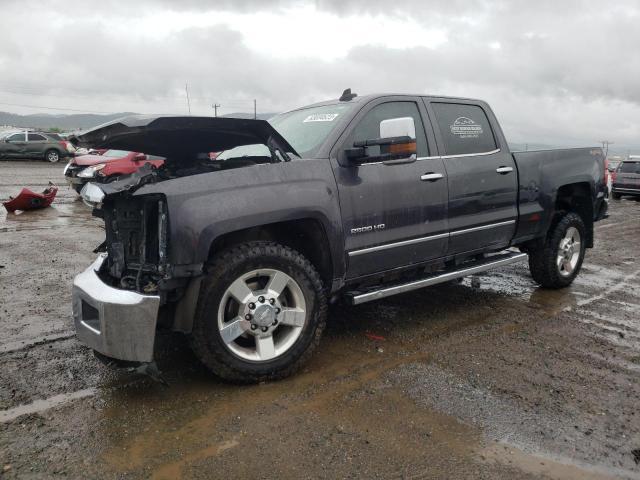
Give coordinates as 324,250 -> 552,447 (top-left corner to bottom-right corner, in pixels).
528,211 -> 586,289
44,149 -> 60,163
190,241 -> 326,383
612,192 -> 622,200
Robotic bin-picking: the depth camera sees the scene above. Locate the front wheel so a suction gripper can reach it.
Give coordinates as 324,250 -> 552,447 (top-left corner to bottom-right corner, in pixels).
190,241 -> 327,383
44,149 -> 60,163
611,192 -> 622,200
528,211 -> 586,289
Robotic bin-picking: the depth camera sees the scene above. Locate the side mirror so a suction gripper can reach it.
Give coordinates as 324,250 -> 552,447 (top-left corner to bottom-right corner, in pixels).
134,153 -> 147,162
341,117 -> 417,166
379,117 -> 416,140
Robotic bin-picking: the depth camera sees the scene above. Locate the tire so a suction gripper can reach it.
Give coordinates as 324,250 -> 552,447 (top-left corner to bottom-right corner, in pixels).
612,192 -> 622,200
190,241 -> 327,383
44,149 -> 60,163
528,211 -> 586,289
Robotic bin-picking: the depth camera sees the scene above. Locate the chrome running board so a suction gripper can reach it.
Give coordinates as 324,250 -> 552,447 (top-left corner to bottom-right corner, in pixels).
345,251 -> 528,305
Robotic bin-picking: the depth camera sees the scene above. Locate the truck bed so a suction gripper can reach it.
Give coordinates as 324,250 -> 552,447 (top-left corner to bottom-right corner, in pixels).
511,147 -> 606,244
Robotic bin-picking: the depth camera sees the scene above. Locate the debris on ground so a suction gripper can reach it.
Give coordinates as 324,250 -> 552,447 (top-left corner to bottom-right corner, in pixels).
3,182 -> 57,212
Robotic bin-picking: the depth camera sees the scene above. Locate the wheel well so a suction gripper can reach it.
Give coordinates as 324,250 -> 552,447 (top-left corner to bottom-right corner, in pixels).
555,182 -> 594,247
207,219 -> 333,288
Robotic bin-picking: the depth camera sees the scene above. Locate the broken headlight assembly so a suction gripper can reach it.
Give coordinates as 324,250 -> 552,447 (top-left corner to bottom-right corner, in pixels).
77,164 -> 106,178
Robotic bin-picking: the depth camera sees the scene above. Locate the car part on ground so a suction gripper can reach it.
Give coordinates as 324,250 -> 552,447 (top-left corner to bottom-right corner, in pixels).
3,183 -> 58,212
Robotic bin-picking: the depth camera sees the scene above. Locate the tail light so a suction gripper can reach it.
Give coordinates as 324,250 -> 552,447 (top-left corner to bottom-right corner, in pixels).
60,140 -> 75,153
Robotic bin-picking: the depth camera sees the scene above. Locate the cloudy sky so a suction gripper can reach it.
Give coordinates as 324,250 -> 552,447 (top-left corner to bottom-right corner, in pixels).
1,0 -> 639,152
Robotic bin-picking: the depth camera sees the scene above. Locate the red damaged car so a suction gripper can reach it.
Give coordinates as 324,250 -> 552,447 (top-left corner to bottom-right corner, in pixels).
64,149 -> 164,193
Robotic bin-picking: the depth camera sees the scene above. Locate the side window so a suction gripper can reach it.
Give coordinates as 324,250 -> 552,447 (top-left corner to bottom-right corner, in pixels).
431,103 -> 497,156
28,133 -> 46,141
7,133 -> 26,142
349,101 -> 429,156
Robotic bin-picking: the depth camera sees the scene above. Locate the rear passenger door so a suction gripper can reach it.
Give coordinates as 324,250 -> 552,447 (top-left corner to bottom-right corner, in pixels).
26,133 -> 48,157
425,100 -> 517,254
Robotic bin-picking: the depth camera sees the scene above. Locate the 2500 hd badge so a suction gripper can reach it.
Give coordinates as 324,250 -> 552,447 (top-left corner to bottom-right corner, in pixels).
351,224 -> 386,234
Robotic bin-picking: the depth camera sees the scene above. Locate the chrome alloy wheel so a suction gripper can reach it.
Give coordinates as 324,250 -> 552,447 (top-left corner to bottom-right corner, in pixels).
46,150 -> 60,162
217,268 -> 307,362
557,226 -> 581,277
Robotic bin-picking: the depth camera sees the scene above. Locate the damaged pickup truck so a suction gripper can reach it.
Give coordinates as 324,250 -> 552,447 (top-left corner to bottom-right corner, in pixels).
72,91 -> 609,382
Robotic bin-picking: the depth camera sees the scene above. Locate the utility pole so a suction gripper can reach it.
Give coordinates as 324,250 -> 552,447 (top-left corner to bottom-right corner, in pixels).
253,99 -> 257,119
212,103 -> 220,117
599,140 -> 613,157
185,83 -> 191,115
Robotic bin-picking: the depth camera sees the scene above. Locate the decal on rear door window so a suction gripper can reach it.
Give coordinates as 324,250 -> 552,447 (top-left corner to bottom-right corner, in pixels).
450,117 -> 483,138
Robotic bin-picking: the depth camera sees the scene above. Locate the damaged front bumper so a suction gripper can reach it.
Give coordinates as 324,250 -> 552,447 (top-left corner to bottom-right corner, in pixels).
72,254 -> 160,362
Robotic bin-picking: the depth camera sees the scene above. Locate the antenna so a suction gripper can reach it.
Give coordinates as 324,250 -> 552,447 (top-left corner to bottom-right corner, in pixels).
185,83 -> 191,115
339,88 -> 357,101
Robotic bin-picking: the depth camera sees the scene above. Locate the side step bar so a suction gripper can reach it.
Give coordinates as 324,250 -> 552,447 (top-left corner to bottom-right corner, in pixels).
345,251 -> 528,305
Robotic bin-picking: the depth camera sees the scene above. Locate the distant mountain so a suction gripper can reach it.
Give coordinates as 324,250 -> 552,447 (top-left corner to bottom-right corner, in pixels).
0,111 -> 278,132
0,111 -> 137,132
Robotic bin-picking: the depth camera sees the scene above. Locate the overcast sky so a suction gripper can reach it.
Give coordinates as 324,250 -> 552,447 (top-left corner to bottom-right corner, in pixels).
1,0 -> 639,152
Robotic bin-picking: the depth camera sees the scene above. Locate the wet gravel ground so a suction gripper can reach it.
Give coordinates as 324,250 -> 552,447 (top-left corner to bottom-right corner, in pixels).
1,160 -> 639,479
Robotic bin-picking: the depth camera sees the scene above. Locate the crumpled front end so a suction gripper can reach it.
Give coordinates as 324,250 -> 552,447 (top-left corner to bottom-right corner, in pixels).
72,254 -> 160,362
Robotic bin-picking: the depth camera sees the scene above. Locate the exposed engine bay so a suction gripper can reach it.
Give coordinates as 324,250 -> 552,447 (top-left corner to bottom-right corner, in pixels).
73,115 -> 299,298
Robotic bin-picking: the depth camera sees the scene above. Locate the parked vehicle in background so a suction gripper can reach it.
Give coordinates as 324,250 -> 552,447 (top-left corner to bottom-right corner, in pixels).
71,91 -> 608,383
45,132 -> 77,156
611,158 -> 640,199
64,149 -> 164,193
0,130 -> 74,162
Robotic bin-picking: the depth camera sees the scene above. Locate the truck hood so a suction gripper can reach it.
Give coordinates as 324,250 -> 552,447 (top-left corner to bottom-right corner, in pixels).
70,115 -> 298,167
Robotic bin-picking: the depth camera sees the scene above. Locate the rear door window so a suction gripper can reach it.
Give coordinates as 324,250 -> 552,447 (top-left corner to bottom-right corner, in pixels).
431,103 -> 497,156
28,133 -> 47,141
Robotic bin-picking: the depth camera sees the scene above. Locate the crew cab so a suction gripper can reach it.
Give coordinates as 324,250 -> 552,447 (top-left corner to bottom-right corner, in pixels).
71,91 -> 608,383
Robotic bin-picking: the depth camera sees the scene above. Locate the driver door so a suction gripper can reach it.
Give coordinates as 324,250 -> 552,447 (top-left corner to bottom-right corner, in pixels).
332,98 -> 449,279
4,132 -> 27,158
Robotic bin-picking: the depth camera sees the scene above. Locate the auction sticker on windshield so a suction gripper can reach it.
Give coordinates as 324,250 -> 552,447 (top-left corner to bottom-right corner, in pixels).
303,113 -> 339,122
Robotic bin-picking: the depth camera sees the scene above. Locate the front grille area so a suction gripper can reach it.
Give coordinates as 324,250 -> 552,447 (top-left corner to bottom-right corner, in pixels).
102,195 -> 168,290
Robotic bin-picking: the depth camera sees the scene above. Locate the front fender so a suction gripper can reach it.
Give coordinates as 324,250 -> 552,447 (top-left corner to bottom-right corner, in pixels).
137,159 -> 344,279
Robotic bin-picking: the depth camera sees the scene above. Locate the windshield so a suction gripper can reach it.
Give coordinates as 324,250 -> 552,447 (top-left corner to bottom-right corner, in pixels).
269,103 -> 354,157
215,103 -> 354,161
102,150 -> 130,158
618,161 -> 640,174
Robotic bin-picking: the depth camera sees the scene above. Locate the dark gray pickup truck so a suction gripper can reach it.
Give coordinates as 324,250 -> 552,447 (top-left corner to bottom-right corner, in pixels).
71,90 -> 609,382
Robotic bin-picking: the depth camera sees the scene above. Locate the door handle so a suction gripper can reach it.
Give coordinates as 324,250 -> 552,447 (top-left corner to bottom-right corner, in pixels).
496,166 -> 514,174
420,172 -> 444,181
